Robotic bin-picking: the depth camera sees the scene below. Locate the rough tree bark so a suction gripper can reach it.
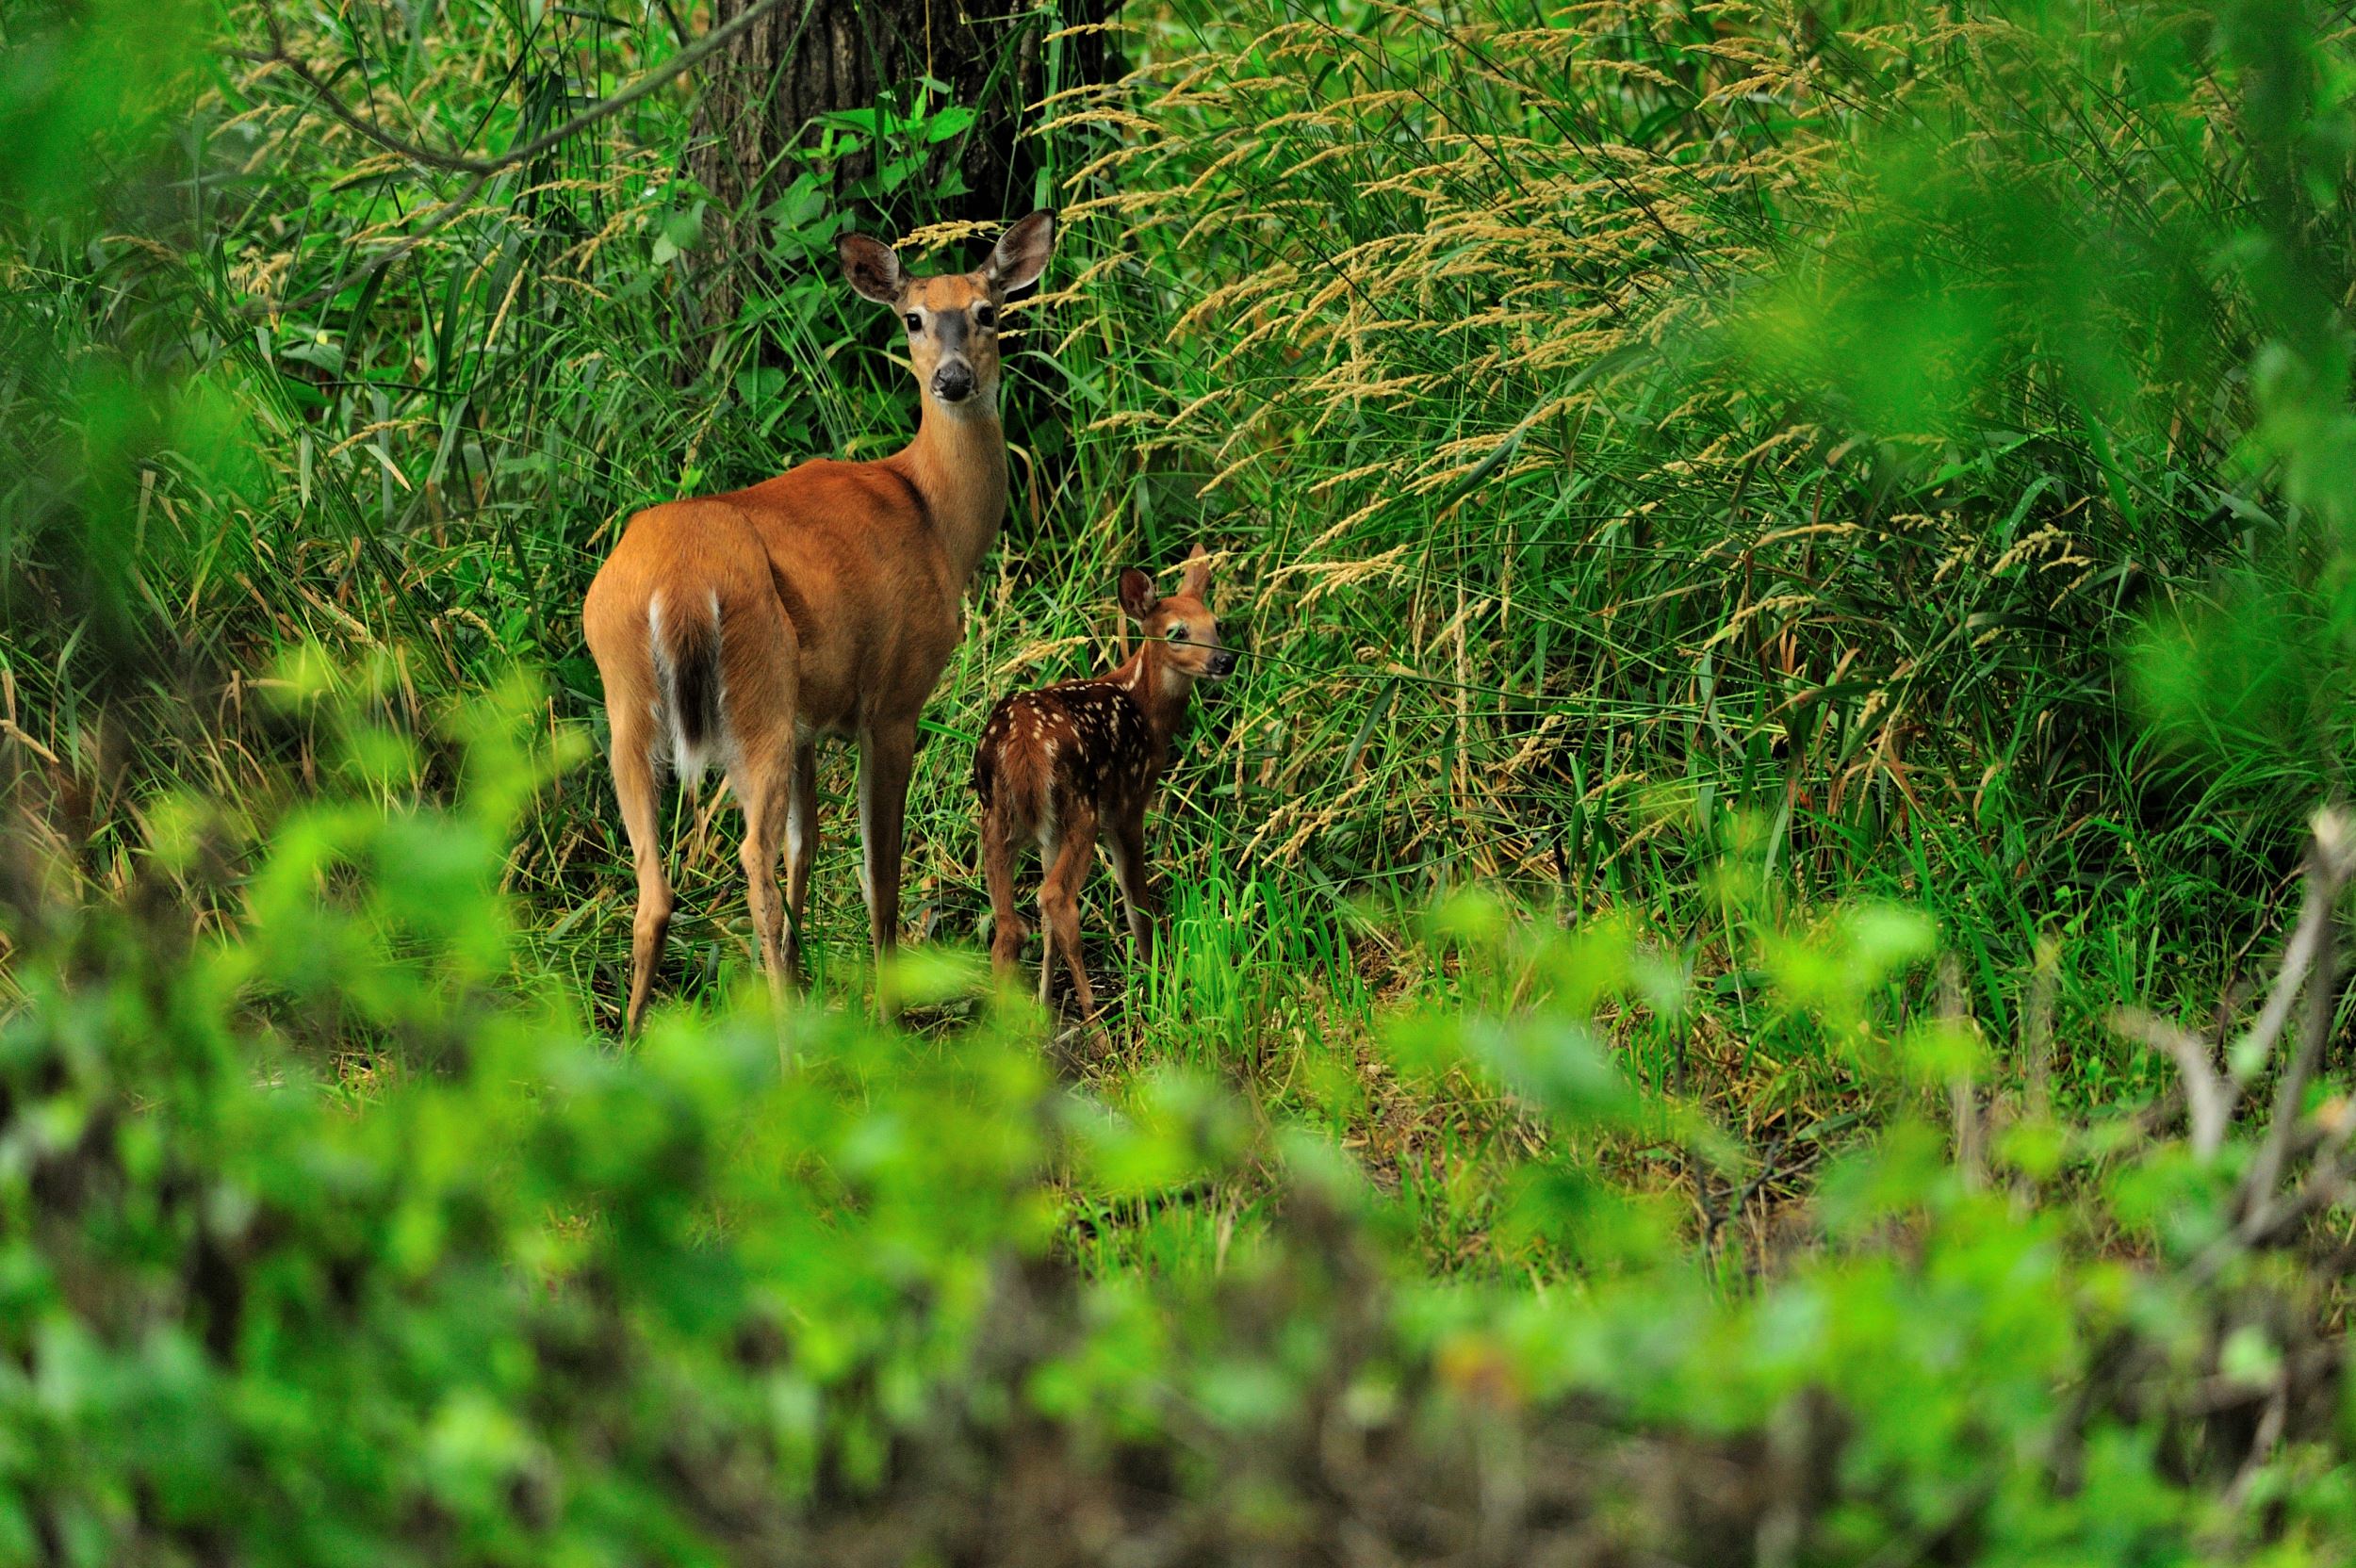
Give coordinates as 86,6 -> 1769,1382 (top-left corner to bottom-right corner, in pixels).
686,0 -> 1111,324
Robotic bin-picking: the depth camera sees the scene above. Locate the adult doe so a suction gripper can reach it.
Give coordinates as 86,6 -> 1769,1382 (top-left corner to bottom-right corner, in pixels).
583,210 -> 1056,1034
973,547 -> 1235,1019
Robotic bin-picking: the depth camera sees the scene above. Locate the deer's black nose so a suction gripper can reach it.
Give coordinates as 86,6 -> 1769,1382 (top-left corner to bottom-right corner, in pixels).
1210,648 -> 1239,678
933,363 -> 975,402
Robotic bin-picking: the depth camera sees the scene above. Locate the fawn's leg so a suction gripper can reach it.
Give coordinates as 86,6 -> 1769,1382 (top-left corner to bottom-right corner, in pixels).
608,705 -> 672,1039
1036,833 -> 1056,1004
780,739 -> 818,981
983,805 -> 1026,981
1106,801 -> 1156,961
1039,803 -> 1099,1019
858,717 -> 917,1020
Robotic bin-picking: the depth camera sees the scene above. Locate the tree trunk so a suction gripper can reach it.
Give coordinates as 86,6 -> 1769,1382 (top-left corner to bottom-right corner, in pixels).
687,0 -> 1111,326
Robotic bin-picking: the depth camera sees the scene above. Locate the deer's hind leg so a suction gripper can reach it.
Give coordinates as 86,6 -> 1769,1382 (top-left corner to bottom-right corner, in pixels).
608,700 -> 672,1039
721,596 -> 801,1012
858,716 -> 917,1020
729,745 -> 794,1013
1038,801 -> 1100,1020
780,738 -> 817,981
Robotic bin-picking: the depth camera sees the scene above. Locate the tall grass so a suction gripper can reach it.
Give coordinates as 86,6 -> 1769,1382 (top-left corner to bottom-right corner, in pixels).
1046,0 -> 2348,1088
4,0 -> 2348,1126
20,10 -> 2356,1551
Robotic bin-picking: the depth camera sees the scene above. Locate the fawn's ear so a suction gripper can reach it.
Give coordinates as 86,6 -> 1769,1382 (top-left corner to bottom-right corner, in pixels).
1178,544 -> 1212,599
1118,568 -> 1157,621
985,210 -> 1056,293
839,233 -> 904,303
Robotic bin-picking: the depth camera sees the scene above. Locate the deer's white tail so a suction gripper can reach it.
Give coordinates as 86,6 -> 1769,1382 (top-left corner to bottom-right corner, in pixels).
646,588 -> 726,783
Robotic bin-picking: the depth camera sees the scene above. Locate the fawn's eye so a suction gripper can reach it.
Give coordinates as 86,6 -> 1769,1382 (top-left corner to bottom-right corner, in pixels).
903,312 -> 923,334
973,304 -> 996,329
1169,625 -> 1190,642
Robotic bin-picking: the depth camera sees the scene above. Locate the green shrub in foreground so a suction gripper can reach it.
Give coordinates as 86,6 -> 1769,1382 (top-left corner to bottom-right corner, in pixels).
1,673 -> 2353,1563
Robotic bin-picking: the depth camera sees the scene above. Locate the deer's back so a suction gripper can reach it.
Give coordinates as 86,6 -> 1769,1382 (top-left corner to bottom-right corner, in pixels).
721,458 -> 962,732
586,456 -> 967,736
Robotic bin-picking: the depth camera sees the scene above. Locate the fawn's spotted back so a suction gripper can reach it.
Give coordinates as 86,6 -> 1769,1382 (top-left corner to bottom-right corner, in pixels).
974,678 -> 1154,829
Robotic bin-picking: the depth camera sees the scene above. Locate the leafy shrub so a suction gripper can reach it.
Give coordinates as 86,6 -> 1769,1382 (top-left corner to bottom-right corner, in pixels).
4,673 -> 2355,1562
10,2 -> 2356,1561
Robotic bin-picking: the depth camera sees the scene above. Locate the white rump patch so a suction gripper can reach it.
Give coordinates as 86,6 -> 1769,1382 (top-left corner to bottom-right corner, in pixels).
646,589 -> 725,783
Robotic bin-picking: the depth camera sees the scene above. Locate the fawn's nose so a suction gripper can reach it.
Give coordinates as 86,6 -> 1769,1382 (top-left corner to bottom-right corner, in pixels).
932,361 -> 975,403
1209,647 -> 1239,678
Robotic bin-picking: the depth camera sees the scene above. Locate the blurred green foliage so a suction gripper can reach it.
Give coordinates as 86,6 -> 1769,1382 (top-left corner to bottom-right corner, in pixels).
6,667 -> 2356,1560
10,0 -> 2356,1559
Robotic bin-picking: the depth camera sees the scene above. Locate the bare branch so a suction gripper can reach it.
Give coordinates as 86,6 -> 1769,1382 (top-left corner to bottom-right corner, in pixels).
2241,807 -> 2356,1212
2225,807 -> 2355,1086
1942,955 -> 1984,1188
2219,1379 -> 2288,1514
235,0 -> 798,178
2022,935 -> 2057,1116
230,0 -> 802,318
2111,1006 -> 2230,1160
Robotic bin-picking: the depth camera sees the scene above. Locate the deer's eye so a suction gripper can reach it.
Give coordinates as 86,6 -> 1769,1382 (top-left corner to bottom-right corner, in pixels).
974,304 -> 996,329
1169,625 -> 1189,642
903,312 -> 924,334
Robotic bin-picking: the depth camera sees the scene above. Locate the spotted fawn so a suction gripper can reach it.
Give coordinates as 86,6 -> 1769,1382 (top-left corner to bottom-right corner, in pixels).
973,546 -> 1235,1017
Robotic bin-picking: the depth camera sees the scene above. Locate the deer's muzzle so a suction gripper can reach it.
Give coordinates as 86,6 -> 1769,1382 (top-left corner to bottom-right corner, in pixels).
932,361 -> 976,403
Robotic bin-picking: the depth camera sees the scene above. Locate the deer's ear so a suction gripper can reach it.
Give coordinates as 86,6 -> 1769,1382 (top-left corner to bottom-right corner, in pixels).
839,233 -> 904,303
985,210 -> 1056,293
1178,544 -> 1212,598
1118,568 -> 1157,621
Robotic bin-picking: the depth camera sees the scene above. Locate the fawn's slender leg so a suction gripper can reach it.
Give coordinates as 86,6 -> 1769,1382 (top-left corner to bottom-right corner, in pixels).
608,704 -> 672,1039
983,805 -> 1026,981
1036,833 -> 1057,1004
1105,801 -> 1156,960
858,716 -> 918,1018
780,738 -> 818,980
1039,803 -> 1099,1019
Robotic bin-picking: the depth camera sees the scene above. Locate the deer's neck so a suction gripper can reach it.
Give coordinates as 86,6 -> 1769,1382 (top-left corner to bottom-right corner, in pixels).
892,399 -> 1009,588
1113,642 -> 1194,760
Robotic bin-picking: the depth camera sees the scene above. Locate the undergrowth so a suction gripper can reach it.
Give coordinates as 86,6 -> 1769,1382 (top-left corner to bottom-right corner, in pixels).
11,0 -> 2356,1556
8,0 -> 2348,1142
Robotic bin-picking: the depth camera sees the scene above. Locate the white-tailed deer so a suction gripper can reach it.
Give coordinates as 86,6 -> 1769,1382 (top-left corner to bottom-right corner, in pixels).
973,546 -> 1235,1019
583,209 -> 1056,1034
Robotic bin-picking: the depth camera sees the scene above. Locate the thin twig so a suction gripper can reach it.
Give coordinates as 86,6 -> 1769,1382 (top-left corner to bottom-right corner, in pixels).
235,0 -> 796,176
2022,935 -> 2056,1116
2223,809 -> 2352,1087
2241,808 -> 2356,1213
2219,1379 -> 2289,1514
231,0 -> 800,318
2109,1007 -> 2229,1160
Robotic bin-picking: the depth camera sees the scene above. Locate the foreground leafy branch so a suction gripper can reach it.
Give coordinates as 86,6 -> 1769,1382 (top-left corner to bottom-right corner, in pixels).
3,677 -> 2356,1562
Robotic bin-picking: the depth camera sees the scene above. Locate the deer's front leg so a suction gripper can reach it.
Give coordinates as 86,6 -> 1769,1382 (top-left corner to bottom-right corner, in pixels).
781,739 -> 818,981
858,717 -> 918,1018
1106,801 -> 1156,961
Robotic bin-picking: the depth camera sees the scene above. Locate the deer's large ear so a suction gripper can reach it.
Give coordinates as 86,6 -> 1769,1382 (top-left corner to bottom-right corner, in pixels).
985,210 -> 1056,293
839,233 -> 903,303
1178,544 -> 1212,598
1118,568 -> 1157,621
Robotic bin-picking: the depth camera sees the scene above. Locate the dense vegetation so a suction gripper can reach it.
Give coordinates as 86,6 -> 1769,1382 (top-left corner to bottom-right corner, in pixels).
8,0 -> 2356,1559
